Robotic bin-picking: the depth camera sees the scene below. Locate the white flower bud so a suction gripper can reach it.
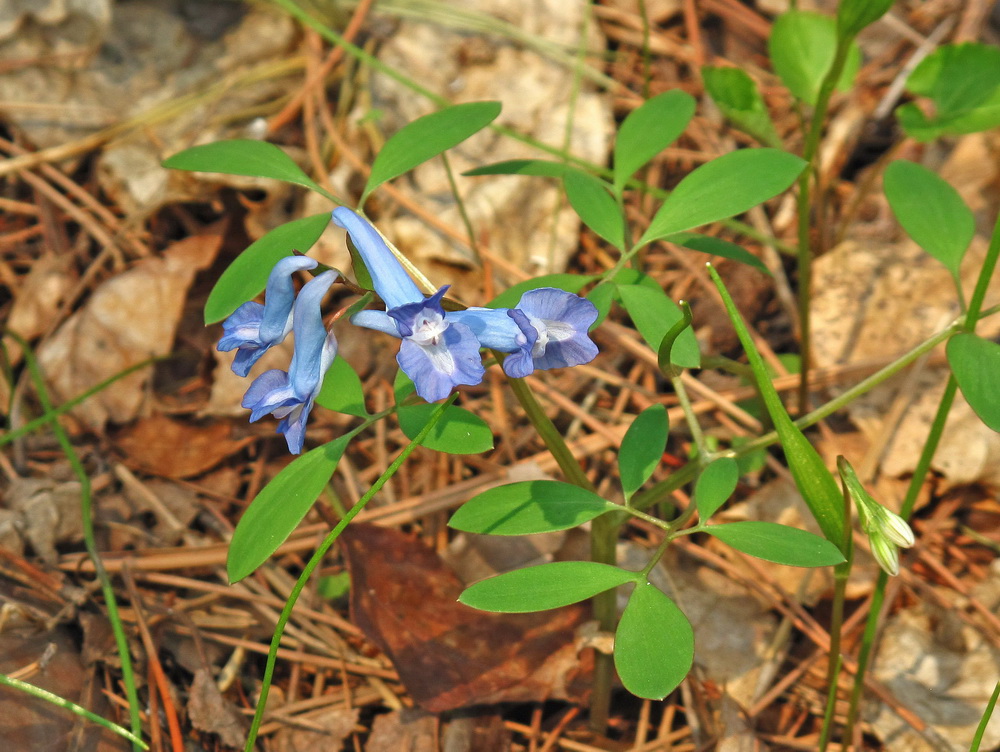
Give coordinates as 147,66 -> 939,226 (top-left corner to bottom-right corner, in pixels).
877,508 -> 915,549
869,533 -> 900,577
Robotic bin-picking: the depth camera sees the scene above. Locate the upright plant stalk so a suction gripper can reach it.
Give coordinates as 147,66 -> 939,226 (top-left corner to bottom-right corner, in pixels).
843,212 -> 1000,747
15,337 -> 144,750
504,374 -> 617,732
796,35 -> 857,414
242,396 -> 456,752
819,481 -> 854,750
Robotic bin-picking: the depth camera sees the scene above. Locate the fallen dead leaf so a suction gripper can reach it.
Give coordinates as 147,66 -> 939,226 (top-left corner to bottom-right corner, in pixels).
115,414 -> 249,478
366,708 -> 437,752
340,523 -> 588,713
187,668 -> 247,749
273,706 -> 359,752
37,232 -> 221,430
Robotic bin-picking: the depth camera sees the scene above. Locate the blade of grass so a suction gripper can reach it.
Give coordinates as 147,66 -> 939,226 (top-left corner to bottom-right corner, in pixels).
12,333 -> 144,750
0,674 -> 148,750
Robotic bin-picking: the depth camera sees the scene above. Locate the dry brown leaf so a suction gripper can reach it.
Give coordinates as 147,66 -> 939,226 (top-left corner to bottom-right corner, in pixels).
340,523 -> 588,713
187,668 -> 247,749
273,707 -> 359,752
0,627 -> 128,751
115,414 -> 248,478
37,232 -> 221,430
366,708 -> 437,752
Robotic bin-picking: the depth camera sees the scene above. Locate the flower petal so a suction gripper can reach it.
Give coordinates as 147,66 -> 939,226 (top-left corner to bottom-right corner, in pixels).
397,321 -> 485,402
351,309 -> 401,337
287,271 -> 338,398
259,255 -> 319,342
331,207 -> 422,309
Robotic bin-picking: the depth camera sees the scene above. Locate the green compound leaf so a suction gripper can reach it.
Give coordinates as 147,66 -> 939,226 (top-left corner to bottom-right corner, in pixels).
204,213 -> 332,324
701,67 -> 781,148
464,159 -> 577,178
617,283 -> 700,368
897,43 -> 1000,141
448,480 -> 619,535
884,160 -> 973,281
363,101 -> 502,201
615,583 -> 694,700
947,333 -> 1000,432
460,561 -> 638,613
398,403 -> 494,454
837,0 -> 893,37
665,232 -> 771,275
694,457 -> 739,521
705,521 -> 846,567
315,357 -> 368,417
163,139 -> 332,197
487,273 -> 596,309
564,171 -> 625,250
639,149 -> 806,246
768,10 -> 861,106
227,436 -> 350,583
613,90 -> 696,192
707,265 -> 847,552
619,405 -> 669,501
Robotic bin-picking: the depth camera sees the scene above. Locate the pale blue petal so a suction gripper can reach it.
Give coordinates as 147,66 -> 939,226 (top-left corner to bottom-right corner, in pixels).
287,271 -> 338,398
259,256 -> 319,342
351,309 -> 401,337
397,321 -> 485,402
512,288 -> 599,372
331,207 -> 422,309
447,307 -> 526,351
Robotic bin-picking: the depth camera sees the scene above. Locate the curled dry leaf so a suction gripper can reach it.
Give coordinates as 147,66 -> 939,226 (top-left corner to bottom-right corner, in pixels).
340,523 -> 589,713
115,414 -> 250,479
37,233 -> 221,430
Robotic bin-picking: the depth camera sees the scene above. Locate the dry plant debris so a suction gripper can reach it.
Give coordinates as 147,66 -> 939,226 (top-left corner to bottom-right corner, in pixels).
1,0 -> 999,751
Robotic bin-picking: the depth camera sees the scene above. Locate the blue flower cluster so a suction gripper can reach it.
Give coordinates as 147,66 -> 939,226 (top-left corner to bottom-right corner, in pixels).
219,208 -> 599,454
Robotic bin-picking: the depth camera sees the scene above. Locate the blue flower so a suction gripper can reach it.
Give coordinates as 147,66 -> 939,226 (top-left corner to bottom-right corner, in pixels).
242,270 -> 338,454
218,255 -> 319,376
449,288 -> 599,378
332,208 -> 485,402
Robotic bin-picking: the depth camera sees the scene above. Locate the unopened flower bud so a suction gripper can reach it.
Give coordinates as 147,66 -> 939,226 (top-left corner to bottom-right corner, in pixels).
869,532 -> 901,577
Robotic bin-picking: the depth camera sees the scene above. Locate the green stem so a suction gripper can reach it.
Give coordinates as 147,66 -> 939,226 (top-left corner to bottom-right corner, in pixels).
670,374 -> 707,461
843,210 -> 1000,747
796,35 -> 856,415
503,371 -> 616,732
0,674 -> 148,750
820,481 -> 854,750
14,335 -> 144,750
242,396 -> 456,751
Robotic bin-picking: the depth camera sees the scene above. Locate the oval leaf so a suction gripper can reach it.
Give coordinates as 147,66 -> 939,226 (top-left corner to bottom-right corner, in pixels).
665,232 -> 770,275
617,283 -> 700,368
398,404 -> 494,454
449,480 -> 619,535
947,333 -> 1000,432
706,521 -> 845,567
897,43 -> 1000,141
363,101 -> 502,200
564,171 -> 625,250
884,160 -> 973,278
702,67 -> 781,148
613,90 -> 696,190
315,356 -> 368,417
619,405 -> 669,500
694,457 -> 739,521
459,562 -> 637,613
615,583 -> 694,700
227,437 -> 350,583
163,139 -> 329,196
487,273 -> 596,309
204,213 -> 331,324
639,149 -> 806,245
768,11 -> 861,106
464,159 -> 576,178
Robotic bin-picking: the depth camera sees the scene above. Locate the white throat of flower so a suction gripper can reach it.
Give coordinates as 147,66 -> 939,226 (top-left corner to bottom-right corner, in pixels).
527,315 -> 573,357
